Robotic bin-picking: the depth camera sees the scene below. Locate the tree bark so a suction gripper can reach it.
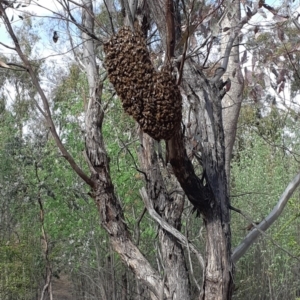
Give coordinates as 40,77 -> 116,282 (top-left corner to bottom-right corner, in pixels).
146,1 -> 234,298
81,1 -> 169,298
138,133 -> 191,299
4,1 -> 298,300
221,0 -> 244,186
177,62 -> 233,299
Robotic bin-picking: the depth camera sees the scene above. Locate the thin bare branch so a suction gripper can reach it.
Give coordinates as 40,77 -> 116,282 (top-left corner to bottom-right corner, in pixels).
58,0 -> 103,42
231,204 -> 300,262
103,0 -> 115,34
140,187 -> 205,268
66,19 -> 85,71
6,62 -> 28,70
232,171 -> 300,263
185,224 -> 202,292
0,2 -> 94,187
0,41 -> 16,50
211,4 -> 259,82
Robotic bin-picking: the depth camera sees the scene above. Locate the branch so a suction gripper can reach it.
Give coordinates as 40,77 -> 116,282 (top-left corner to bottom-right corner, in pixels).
0,2 -> 94,188
230,205 -> 300,262
65,19 -> 85,72
6,62 -> 28,70
140,187 -> 205,268
166,129 -> 207,213
211,3 -> 259,82
0,41 -> 15,50
35,163 -> 53,300
134,207 -> 147,246
232,171 -> 300,263
103,0 -> 115,34
165,0 -> 175,61
287,5 -> 300,30
185,220 -> 202,292
59,0 -> 103,43
122,0 -> 135,29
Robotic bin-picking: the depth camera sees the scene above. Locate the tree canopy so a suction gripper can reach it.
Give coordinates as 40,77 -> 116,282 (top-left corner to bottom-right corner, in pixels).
0,0 -> 300,299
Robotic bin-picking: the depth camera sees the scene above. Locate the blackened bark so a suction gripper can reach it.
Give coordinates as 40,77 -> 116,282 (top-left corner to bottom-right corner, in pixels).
165,59 -> 234,298
139,133 -> 191,299
181,61 -> 233,299
166,131 -> 208,213
146,1 -> 234,298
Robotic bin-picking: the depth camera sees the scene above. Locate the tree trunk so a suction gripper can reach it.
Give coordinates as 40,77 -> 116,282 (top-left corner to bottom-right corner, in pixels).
221,0 -> 244,186
165,61 -> 234,299
146,1 -> 234,298
81,1 -> 168,298
138,133 -> 191,299
121,272 -> 128,300
182,62 -> 234,299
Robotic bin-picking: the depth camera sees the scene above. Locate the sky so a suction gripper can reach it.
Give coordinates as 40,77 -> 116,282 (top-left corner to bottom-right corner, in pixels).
0,1 -> 63,60
0,0 -> 58,36
1,0 -> 300,110
0,0 -> 74,116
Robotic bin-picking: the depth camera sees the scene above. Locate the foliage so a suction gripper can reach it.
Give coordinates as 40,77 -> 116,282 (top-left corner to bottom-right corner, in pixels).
231,106 -> 300,299
1,1 -> 300,299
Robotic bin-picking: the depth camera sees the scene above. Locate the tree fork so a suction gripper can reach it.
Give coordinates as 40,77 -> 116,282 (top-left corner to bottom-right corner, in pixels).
82,1 -> 170,298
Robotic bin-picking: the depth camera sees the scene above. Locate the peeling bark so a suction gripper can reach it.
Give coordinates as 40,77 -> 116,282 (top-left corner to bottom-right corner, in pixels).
82,2 -> 168,298
147,1 -> 234,298
180,61 -> 233,299
139,133 -> 191,299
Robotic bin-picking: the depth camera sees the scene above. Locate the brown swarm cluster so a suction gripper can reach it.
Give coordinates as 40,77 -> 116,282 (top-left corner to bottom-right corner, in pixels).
103,27 -> 182,140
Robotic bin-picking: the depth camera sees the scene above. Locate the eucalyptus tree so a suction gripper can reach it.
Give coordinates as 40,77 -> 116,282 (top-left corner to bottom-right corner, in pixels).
1,0 -> 300,299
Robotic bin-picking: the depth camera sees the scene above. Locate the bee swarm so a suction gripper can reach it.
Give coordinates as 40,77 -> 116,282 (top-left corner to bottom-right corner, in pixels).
103,26 -> 182,140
